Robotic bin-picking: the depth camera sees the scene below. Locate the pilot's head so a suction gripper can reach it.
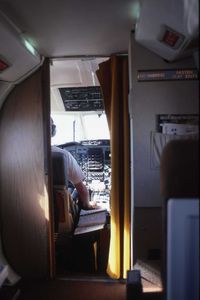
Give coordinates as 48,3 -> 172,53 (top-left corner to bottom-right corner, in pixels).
50,117 -> 56,137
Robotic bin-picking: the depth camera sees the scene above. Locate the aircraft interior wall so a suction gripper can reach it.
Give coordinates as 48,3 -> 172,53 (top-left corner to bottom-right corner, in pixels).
129,32 -> 199,208
128,33 -> 199,264
0,64 -> 51,279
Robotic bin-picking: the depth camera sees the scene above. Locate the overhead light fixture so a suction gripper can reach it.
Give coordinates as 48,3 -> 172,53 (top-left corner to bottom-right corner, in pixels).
131,1 -> 141,20
0,11 -> 39,57
21,34 -> 39,57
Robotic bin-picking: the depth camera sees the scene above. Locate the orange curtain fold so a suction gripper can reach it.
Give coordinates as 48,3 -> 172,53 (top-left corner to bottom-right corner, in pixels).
96,55 -> 131,279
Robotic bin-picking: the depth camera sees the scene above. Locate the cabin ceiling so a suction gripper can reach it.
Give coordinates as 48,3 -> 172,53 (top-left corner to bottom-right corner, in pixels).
0,0 -> 137,57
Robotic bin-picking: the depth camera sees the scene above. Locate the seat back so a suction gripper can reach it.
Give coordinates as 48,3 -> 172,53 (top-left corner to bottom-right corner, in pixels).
160,139 -> 199,199
160,139 -> 199,300
52,150 -> 77,234
52,150 -> 68,187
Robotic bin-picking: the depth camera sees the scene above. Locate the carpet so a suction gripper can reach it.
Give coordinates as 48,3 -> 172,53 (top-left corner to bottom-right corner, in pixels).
134,259 -> 162,292
17,278 -> 126,300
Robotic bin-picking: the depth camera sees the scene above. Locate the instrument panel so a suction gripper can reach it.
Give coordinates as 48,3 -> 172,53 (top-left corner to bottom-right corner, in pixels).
58,139 -> 111,211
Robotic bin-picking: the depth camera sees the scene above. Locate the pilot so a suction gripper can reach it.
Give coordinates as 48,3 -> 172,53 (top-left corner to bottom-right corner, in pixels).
50,117 -> 97,210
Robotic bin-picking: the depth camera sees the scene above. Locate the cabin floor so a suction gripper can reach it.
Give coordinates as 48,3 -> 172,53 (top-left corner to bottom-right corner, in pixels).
55,229 -> 162,292
52,228 -> 163,299
135,259 -> 162,293
0,277 -> 163,300
0,229 -> 162,299
0,257 -> 162,300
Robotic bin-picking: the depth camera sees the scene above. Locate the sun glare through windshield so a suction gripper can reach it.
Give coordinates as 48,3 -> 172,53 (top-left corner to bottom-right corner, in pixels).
51,112 -> 110,145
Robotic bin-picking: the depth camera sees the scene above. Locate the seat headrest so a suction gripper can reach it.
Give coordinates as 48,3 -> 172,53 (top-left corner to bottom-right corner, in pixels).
160,139 -> 199,198
52,151 -> 68,186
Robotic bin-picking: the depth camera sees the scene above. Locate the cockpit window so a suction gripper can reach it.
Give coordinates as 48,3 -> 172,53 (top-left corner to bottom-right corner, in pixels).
51,112 -> 110,145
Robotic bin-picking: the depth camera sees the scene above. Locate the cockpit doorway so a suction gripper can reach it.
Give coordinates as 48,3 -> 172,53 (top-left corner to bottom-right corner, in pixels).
50,57 -> 111,279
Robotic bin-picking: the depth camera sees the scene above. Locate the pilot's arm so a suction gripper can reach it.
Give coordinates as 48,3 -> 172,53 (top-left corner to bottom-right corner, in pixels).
75,181 -> 97,210
51,120 -> 97,209
54,147 -> 97,210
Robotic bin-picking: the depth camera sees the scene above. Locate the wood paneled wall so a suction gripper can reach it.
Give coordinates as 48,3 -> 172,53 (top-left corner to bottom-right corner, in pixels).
0,65 -> 51,278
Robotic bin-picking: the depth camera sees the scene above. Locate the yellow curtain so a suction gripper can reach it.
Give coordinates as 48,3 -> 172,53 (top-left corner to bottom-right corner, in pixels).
96,55 -> 131,279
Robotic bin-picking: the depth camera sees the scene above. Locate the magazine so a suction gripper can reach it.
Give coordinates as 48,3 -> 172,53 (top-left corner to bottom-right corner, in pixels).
74,209 -> 107,235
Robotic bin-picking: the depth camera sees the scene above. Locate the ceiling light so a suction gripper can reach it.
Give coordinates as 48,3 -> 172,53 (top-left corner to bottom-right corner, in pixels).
131,1 -> 141,20
21,35 -> 39,57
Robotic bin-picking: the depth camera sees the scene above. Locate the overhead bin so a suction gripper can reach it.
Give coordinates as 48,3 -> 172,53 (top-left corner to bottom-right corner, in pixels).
135,0 -> 199,62
0,10 -> 42,83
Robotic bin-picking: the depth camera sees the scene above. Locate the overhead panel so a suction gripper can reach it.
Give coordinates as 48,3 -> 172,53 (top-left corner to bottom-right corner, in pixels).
59,86 -> 104,111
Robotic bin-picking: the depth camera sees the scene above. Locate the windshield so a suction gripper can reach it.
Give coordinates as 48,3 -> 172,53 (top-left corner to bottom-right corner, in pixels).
51,112 -> 110,145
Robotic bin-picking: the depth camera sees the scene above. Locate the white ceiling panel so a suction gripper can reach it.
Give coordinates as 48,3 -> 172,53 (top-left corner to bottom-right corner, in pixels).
0,0 -> 137,57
